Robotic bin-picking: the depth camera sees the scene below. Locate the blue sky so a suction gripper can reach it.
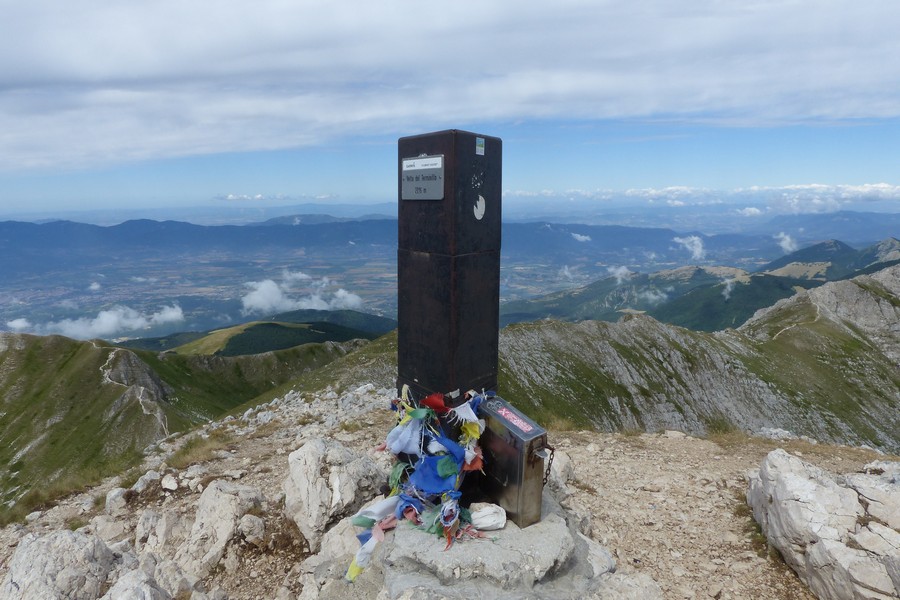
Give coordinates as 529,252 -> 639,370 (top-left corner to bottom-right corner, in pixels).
1,0 -> 899,218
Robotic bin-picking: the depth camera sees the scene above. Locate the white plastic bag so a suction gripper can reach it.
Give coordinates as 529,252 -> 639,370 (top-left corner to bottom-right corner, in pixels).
469,502 -> 506,531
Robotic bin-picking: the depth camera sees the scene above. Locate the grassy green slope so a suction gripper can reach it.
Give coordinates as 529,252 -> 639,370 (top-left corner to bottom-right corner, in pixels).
0,336 -> 159,519
737,292 -> 900,445
499,267 -> 742,327
119,309 -> 396,353
648,274 -> 822,331
0,333 -> 358,523
217,322 -> 377,356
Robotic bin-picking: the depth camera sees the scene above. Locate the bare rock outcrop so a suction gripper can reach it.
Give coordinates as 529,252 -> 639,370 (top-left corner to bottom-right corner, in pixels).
747,449 -> 900,599
283,437 -> 386,552
0,530 -> 116,600
173,479 -> 265,579
302,489 -> 661,600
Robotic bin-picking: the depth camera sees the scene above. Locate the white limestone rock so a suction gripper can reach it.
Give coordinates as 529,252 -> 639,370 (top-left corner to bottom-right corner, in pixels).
135,510 -> 190,557
747,449 -> 900,600
383,512 -> 575,590
130,470 -> 161,494
239,514 -> 266,548
99,568 -> 171,600
106,487 -> 129,517
282,438 -> 386,552
90,514 -> 130,544
153,559 -> 199,598
161,474 -> 179,491
547,449 -> 575,497
173,480 -> 264,579
0,530 -> 115,600
844,471 -> 900,531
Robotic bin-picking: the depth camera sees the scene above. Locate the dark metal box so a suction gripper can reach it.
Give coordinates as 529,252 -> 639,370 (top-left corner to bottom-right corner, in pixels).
479,396 -> 548,528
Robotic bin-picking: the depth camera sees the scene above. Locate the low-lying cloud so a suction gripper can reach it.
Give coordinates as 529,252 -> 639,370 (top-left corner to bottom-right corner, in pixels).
673,236 -> 706,261
607,265 -> 632,285
638,289 -> 668,305
775,231 -> 799,253
241,270 -> 362,316
8,304 -> 185,339
571,232 -> 591,242
721,278 -> 736,301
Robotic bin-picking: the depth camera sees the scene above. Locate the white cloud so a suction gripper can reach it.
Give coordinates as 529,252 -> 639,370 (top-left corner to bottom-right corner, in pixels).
721,278 -> 736,301
607,265 -> 632,285
775,231 -> 799,253
558,265 -> 576,281
330,288 -> 363,309
241,280 -> 299,314
737,207 -> 762,217
89,281 -> 101,291
673,236 -> 706,261
7,318 -> 31,331
571,232 -> 591,242
24,304 -> 185,339
2,2 -> 900,171
638,289 -> 667,305
739,184 -> 900,214
241,272 -> 362,316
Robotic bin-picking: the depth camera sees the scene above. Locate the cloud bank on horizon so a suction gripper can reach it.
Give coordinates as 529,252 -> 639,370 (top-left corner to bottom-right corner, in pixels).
1,1 -> 899,211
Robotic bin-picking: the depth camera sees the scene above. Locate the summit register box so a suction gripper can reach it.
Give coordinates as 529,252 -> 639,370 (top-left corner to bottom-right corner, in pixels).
479,395 -> 548,528
396,130 -> 502,404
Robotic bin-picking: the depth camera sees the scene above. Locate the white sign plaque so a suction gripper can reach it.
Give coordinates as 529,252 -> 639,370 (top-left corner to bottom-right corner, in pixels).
401,155 -> 444,200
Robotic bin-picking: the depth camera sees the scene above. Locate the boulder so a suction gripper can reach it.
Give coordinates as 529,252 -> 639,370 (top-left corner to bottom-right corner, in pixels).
282,438 -> 386,552
161,473 -> 179,491
302,489 -> 660,600
153,559 -> 200,598
747,449 -> 900,600
0,530 -> 115,600
130,470 -> 161,494
135,510 -> 190,557
105,487 -> 129,517
844,472 -> 900,531
173,480 -> 264,579
99,569 -> 171,600
90,514 -> 130,544
239,514 -> 266,548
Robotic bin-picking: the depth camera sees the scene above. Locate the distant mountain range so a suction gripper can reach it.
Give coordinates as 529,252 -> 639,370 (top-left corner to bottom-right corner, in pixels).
1,211 -> 897,340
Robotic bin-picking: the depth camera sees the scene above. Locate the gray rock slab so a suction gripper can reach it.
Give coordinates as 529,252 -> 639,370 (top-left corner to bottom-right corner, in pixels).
0,530 -> 115,600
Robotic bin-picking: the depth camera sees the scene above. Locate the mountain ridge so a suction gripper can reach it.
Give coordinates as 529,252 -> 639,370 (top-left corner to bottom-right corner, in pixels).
2,263 -> 898,524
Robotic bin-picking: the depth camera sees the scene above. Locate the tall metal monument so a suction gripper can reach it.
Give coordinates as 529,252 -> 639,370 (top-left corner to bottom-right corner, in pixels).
396,130 -> 502,404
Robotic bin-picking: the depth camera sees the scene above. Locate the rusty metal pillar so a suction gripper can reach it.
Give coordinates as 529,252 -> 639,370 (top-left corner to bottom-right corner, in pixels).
396,130 -> 502,405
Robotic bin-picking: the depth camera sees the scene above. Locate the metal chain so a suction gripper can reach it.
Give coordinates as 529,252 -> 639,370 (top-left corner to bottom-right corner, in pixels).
542,443 -> 556,486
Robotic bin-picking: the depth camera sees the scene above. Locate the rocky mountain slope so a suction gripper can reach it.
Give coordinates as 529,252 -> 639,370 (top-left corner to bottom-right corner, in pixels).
498,263 -> 900,451
0,335 -> 361,522
0,380 -> 895,599
2,262 -> 897,538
